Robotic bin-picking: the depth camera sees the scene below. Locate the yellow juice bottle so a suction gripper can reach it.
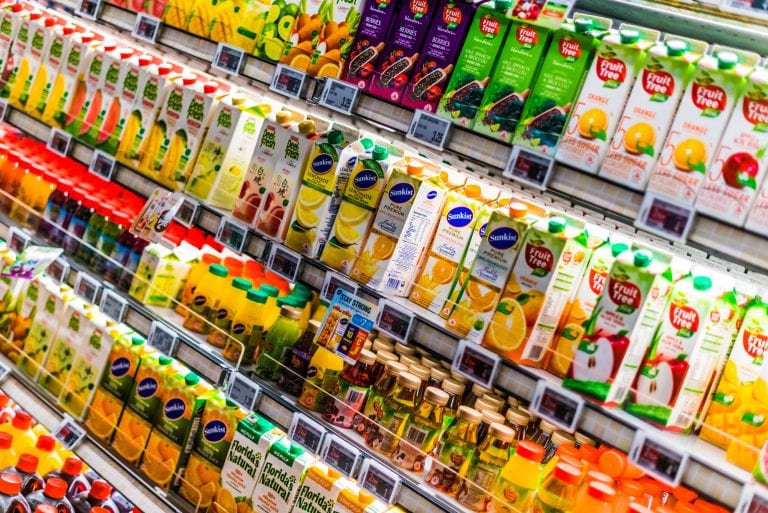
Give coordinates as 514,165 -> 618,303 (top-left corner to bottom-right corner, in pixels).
224,289 -> 267,365
0,412 -> 36,455
259,284 -> 281,328
29,434 -> 62,476
183,263 -> 229,334
177,251 -> 222,316
207,277 -> 252,348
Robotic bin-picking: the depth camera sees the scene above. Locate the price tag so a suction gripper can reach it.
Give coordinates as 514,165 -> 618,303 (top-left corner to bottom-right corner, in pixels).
321,435 -> 362,478
451,339 -> 501,389
407,110 -> 451,151
216,217 -> 248,254
175,197 -> 200,228
267,244 -> 302,282
270,64 -> 307,99
628,431 -> 689,487
148,321 -> 178,356
88,150 -> 117,181
132,13 -> 161,44
74,272 -> 101,304
737,485 -> 768,513
76,0 -> 101,19
530,380 -> 584,433
636,192 -> 695,243
7,228 -> 30,254
226,372 -> 261,411
0,99 -> 8,122
99,288 -> 128,323
0,359 -> 11,382
53,415 -> 87,450
46,258 -> 69,285
320,272 -> 357,303
46,128 -> 72,157
289,413 -> 326,454
358,459 -> 401,505
375,299 -> 414,343
319,78 -> 359,115
504,146 -> 555,190
212,43 -> 245,75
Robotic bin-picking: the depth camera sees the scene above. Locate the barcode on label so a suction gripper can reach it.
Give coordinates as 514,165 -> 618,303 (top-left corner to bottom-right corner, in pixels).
404,425 -> 428,447
386,277 -> 402,290
345,388 -> 366,407
526,345 -> 544,361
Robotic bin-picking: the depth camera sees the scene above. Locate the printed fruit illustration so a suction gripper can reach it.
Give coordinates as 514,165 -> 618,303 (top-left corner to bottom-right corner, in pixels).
571,332 -> 629,384
549,323 -> 586,376
485,298 -> 525,352
517,290 -> 545,327
371,235 -> 396,261
321,238 -> 357,270
672,138 -> 707,172
334,220 -> 361,245
179,454 -> 219,508
624,122 -> 656,155
141,433 -> 180,486
445,76 -> 489,121
466,281 -> 497,313
112,415 -> 149,462
722,152 -> 760,189
636,356 -> 689,407
430,258 -> 455,285
85,390 -> 122,440
338,202 -> 369,225
578,108 -> 608,140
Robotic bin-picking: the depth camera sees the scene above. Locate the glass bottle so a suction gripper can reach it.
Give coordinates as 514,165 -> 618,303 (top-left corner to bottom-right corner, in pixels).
493,440 -> 545,513
457,423 -> 515,511
531,462 -> 582,513
391,386 -> 448,473
424,405 -> 481,496
545,431 -> 577,464
505,408 -> 530,444
357,361 -> 407,436
375,372 -> 421,456
535,419 -> 558,452
429,366 -> 450,389
183,264 -> 229,334
477,410 -> 505,445
224,290 -> 268,364
62,194 -> 93,257
370,350 -> 397,385
440,379 -> 465,430
254,306 -> 303,381
276,319 -> 321,396
325,349 -> 376,428
408,363 -> 431,400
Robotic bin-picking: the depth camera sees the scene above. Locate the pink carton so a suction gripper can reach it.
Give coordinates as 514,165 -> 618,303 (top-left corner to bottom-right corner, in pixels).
342,0 -> 398,92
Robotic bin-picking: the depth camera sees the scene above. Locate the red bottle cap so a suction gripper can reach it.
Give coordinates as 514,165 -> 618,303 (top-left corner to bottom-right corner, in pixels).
89,508 -> 111,513
89,480 -> 113,501
0,432 -> 12,449
0,473 -> 21,495
16,454 -> 39,473
676,504 -> 700,513
587,482 -> 616,502
12,412 -> 32,430
515,441 -> 545,462
553,463 -> 581,485
62,457 -> 83,476
43,478 -> 67,499
0,392 -> 9,408
35,505 -> 57,513
36,435 -> 56,452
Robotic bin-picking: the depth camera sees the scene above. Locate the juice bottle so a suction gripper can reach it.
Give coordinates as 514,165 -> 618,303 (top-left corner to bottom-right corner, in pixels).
61,192 -> 93,257
0,433 -> 15,466
493,440 -> 544,513
390,386 -> 448,473
0,473 -> 29,513
74,206 -> 108,267
224,289 -> 268,364
177,252 -> 221,315
440,379 -> 466,430
94,212 -> 130,276
0,414 -> 35,455
573,482 -> 617,513
254,306 -> 303,381
25,478 -> 73,513
325,349 -> 375,428
70,480 -> 117,513
183,264 -> 229,334
425,405 -> 481,495
259,285 -> 281,328
207,277 -> 252,348
42,458 -> 89,500
457,423 -> 515,511
532,462 -> 582,513
372,372 -> 421,456
298,345 -> 346,413
1,455 -> 43,495
28,437 -> 60,477
276,319 -> 320,395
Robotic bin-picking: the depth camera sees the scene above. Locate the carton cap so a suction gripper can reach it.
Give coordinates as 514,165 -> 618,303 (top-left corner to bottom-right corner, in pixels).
693,275 -> 712,291
298,120 -> 316,135
159,356 -> 174,366
158,63 -> 173,76
666,40 -> 688,56
407,161 -> 425,176
574,18 -> 593,33
548,217 -> 566,233
276,111 -> 292,124
495,0 -> 512,10
230,93 -> 247,105
62,25 -> 76,36
327,130 -> 344,145
634,250 -> 653,268
138,55 -> 152,67
717,51 -> 738,70
611,242 -> 629,257
185,372 -> 200,386
360,138 -> 374,150
182,73 -> 197,86
203,82 -> 219,94
209,263 -> 229,277
464,184 -> 482,198
619,29 -> 640,44
372,146 -> 388,160
509,202 -> 528,218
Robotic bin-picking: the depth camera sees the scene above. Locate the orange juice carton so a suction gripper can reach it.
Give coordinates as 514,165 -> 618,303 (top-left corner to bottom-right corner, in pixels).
177,392 -> 249,509
37,298 -> 90,399
557,26 -> 659,174
0,4 -> 30,88
599,37 -> 706,190
697,68 -> 768,225
333,485 -> 386,513
4,11 -> 58,108
294,463 -> 352,513
481,214 -> 589,367
285,131 -> 368,259
446,201 -> 544,339
320,145 -> 397,274
646,48 -> 760,205
562,244 -> 674,406
408,180 -> 500,314
250,437 -> 316,513
220,413 -> 285,509
307,0 -> 367,79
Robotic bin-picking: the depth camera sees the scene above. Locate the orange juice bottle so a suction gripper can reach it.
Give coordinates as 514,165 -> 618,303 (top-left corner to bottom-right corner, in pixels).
0,433 -> 16,466
0,413 -> 36,455
183,263 -> 229,334
493,440 -> 545,513
177,252 -> 221,316
28,435 -> 61,476
573,482 -> 618,513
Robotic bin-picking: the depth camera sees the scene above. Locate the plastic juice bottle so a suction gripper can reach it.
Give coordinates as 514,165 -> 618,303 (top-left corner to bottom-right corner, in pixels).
70,480 -> 116,513
531,463 -> 585,513
183,264 -> 229,334
1,455 -> 43,496
0,433 -> 15,466
0,414 -> 36,456
42,458 -> 90,501
104,215 -> 136,283
299,345 -> 352,413
389,386 -> 448,473
325,349 -> 376,428
254,305 -> 303,381
177,252 -> 221,315
369,372 -> 420,456
457,423 -> 515,511
73,206 -> 108,267
647,50 -> 757,205
224,289 -> 268,364
28,437 -> 60,477
276,320 -> 321,396
259,285 -> 281,328
574,482 -> 617,513
207,277 -> 252,347
0,473 -> 29,513
94,212 -> 129,275
492,440 -> 544,513
25,478 -> 73,513
424,405 -> 481,495
37,178 -> 69,243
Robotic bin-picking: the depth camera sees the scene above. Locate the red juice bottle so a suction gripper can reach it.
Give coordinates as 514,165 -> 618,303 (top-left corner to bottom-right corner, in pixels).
1,455 -> 43,496
42,458 -> 89,501
25,478 -> 73,513
0,472 -> 29,513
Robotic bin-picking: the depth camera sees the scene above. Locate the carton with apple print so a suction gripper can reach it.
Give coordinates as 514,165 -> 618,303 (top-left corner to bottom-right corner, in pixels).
562,244 -> 674,406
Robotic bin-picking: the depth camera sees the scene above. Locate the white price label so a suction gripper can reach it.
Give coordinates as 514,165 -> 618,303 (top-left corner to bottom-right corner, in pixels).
148,321 -> 178,356
451,339 -> 501,389
100,288 -> 128,323
7,228 -> 30,254
358,459 -> 401,505
132,13 -> 161,43
0,99 -> 8,122
267,244 -> 302,282
175,197 -> 200,228
629,431 -> 689,487
289,413 -> 326,454
88,150 -> 116,181
46,258 -> 69,285
0,360 -> 11,382
636,193 -> 695,243
216,217 -> 248,254
53,415 -> 87,450
47,128 -> 72,157
321,435 -> 361,478
530,380 -> 584,433
320,272 -> 357,304
270,64 -> 307,99
74,272 -> 101,304
737,485 -> 768,513
375,299 -> 414,343
212,43 -> 245,75
505,146 -> 555,190
407,110 -> 451,151
319,78 -> 359,115
226,372 -> 261,411
76,0 -> 101,19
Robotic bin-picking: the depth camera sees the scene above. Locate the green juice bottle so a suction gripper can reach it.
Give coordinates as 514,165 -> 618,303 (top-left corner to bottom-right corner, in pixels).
457,422 -> 515,511
391,386 -> 449,473
253,305 -> 302,381
425,405 -> 482,496
375,372 -> 422,457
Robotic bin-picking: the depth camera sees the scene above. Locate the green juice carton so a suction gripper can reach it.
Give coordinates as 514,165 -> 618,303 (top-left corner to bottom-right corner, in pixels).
1,8 -> 42,101
129,241 -> 198,307
37,298 -> 89,398
437,0 -> 513,128
512,14 -> 609,155
251,438 -> 316,513
0,5 -> 29,94
475,21 -> 551,142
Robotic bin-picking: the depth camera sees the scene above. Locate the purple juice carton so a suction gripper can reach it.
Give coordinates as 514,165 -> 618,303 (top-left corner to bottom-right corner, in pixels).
342,0 -> 399,92
401,0 -> 476,113
367,0 -> 438,103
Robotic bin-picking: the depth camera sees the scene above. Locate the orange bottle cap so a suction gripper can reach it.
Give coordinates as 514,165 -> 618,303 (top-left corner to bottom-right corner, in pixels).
674,486 -> 698,504
509,202 -> 528,218
587,482 -> 616,502
579,444 -> 600,464
598,449 -> 627,478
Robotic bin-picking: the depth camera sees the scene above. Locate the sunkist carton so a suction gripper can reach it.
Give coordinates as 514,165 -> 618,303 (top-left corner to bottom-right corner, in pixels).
437,0 -> 513,127
599,38 -> 706,190
697,68 -> 768,226
557,26 -> 659,174
342,0 -> 398,92
646,48 -> 760,205
250,438 -> 315,513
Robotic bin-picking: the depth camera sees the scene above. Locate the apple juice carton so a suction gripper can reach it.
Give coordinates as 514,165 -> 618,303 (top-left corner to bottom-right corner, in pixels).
745,179 -> 768,236
512,15 -> 607,155
446,201 -> 544,340
37,298 -> 89,398
17,282 -> 73,379
557,26 -> 659,174
250,438 -> 315,513
599,38 -> 705,190
129,241 -> 198,307
294,463 -> 351,513
562,244 -> 674,406
367,0 -> 436,103
646,48 -> 760,205
342,0 -> 398,92
400,0 -> 475,113
697,68 -> 768,225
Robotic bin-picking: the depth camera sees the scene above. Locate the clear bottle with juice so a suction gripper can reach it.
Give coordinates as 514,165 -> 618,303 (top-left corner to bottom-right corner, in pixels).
224,289 -> 267,364
424,405 -> 482,496
440,379 -> 465,431
372,372 -> 421,456
25,478 -> 73,513
74,206 -> 108,268
253,305 -> 303,381
391,386 -> 448,473
0,473 -> 29,513
355,360 -> 407,436
457,423 -> 515,511
183,263 -> 229,334
324,349 -> 376,428
493,440 -> 545,513
70,480 -> 117,513
276,319 -> 321,397
1,454 -> 43,495
28,436 -> 61,477
531,462 -> 583,513
258,284 -> 281,328
42,458 -> 89,500
207,277 -> 252,348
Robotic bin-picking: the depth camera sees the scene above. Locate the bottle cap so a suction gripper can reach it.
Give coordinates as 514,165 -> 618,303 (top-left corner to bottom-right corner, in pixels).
12,412 -> 32,430
181,73 -> 197,86
185,372 -> 200,386
89,479 -> 113,501
424,386 -> 450,406
676,503 -> 700,513
159,356 -> 174,366
0,433 -> 11,449
307,319 -> 322,333
579,444 -> 601,464
43,478 -> 67,499
441,378 -> 465,396
509,202 -> 529,218
587,482 -> 616,502
634,250 -> 653,268
587,469 -> 613,484
408,363 -> 431,381
456,406 -> 482,424
420,356 -> 441,369
232,278 -> 252,291
475,397 -> 499,413
280,306 -> 302,320
16,454 -> 38,473
372,146 -> 388,160
247,290 -> 269,303
327,130 -> 344,145
260,285 -> 279,297
574,17 -> 593,33
505,408 -> 530,427
574,432 -> 595,447
666,40 -> 688,57
375,350 -> 398,365
407,161 -> 425,176
372,340 -> 395,354
599,448 -> 627,478
551,431 -> 575,447
507,396 -> 519,408
399,354 -> 421,368
0,473 -> 21,495
430,367 -> 450,383
489,422 -> 515,442
548,217 -> 566,234
629,505 -> 654,513
209,264 -> 229,278
360,138 -> 374,151
358,350 -> 376,365
495,0 -> 512,10
539,420 -> 558,433
620,29 -> 640,44
673,486 -> 698,504
384,361 -> 408,375
619,480 -> 645,498
611,243 -> 629,257
298,120 -> 315,135
88,508 -> 110,513
394,342 -> 416,356
36,435 -> 56,452
515,440 -> 545,462
553,463 -> 581,485
717,51 -> 738,70
481,410 -> 505,427
643,480 -> 662,497
203,82 -> 218,95
693,275 -> 712,291
62,457 -> 83,476
480,394 -> 505,411
397,372 -> 422,390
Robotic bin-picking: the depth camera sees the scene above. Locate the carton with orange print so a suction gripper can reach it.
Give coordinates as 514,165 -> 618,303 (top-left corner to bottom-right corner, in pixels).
646,47 -> 760,205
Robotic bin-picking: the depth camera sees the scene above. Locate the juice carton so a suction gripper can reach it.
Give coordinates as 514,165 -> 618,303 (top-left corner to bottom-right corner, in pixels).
562,244 -> 674,406
278,0 -> 324,72
547,236 -> 631,377
436,0 -> 513,127
250,438 -> 315,513
599,38 -> 706,190
697,68 -> 768,225
0,8 -> 42,100
512,15 -> 608,155
401,0 -> 476,113
255,118 -> 323,241
509,0 -> 571,29
24,20 -> 76,119
408,181 -> 498,314
9,277 -> 40,348
745,178 -> 768,236
220,413 -> 285,510
177,392 -> 249,509
557,26 -> 659,174
294,463 -> 351,513
17,281 -> 73,378
6,12 -> 58,109
481,214 -> 589,366
283,129 -> 359,258
342,0 -> 398,91
446,201 -> 544,340
367,0 -> 436,103
252,0 -> 302,62
333,486 -> 386,513
320,145 -> 395,274
306,0 -> 367,79
130,241 -> 198,307
473,21 -> 551,142
47,31 -> 102,128
0,5 -> 29,90
37,299 -> 89,398
646,48 -> 760,205
141,371 -> 214,489
185,93 -> 273,210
